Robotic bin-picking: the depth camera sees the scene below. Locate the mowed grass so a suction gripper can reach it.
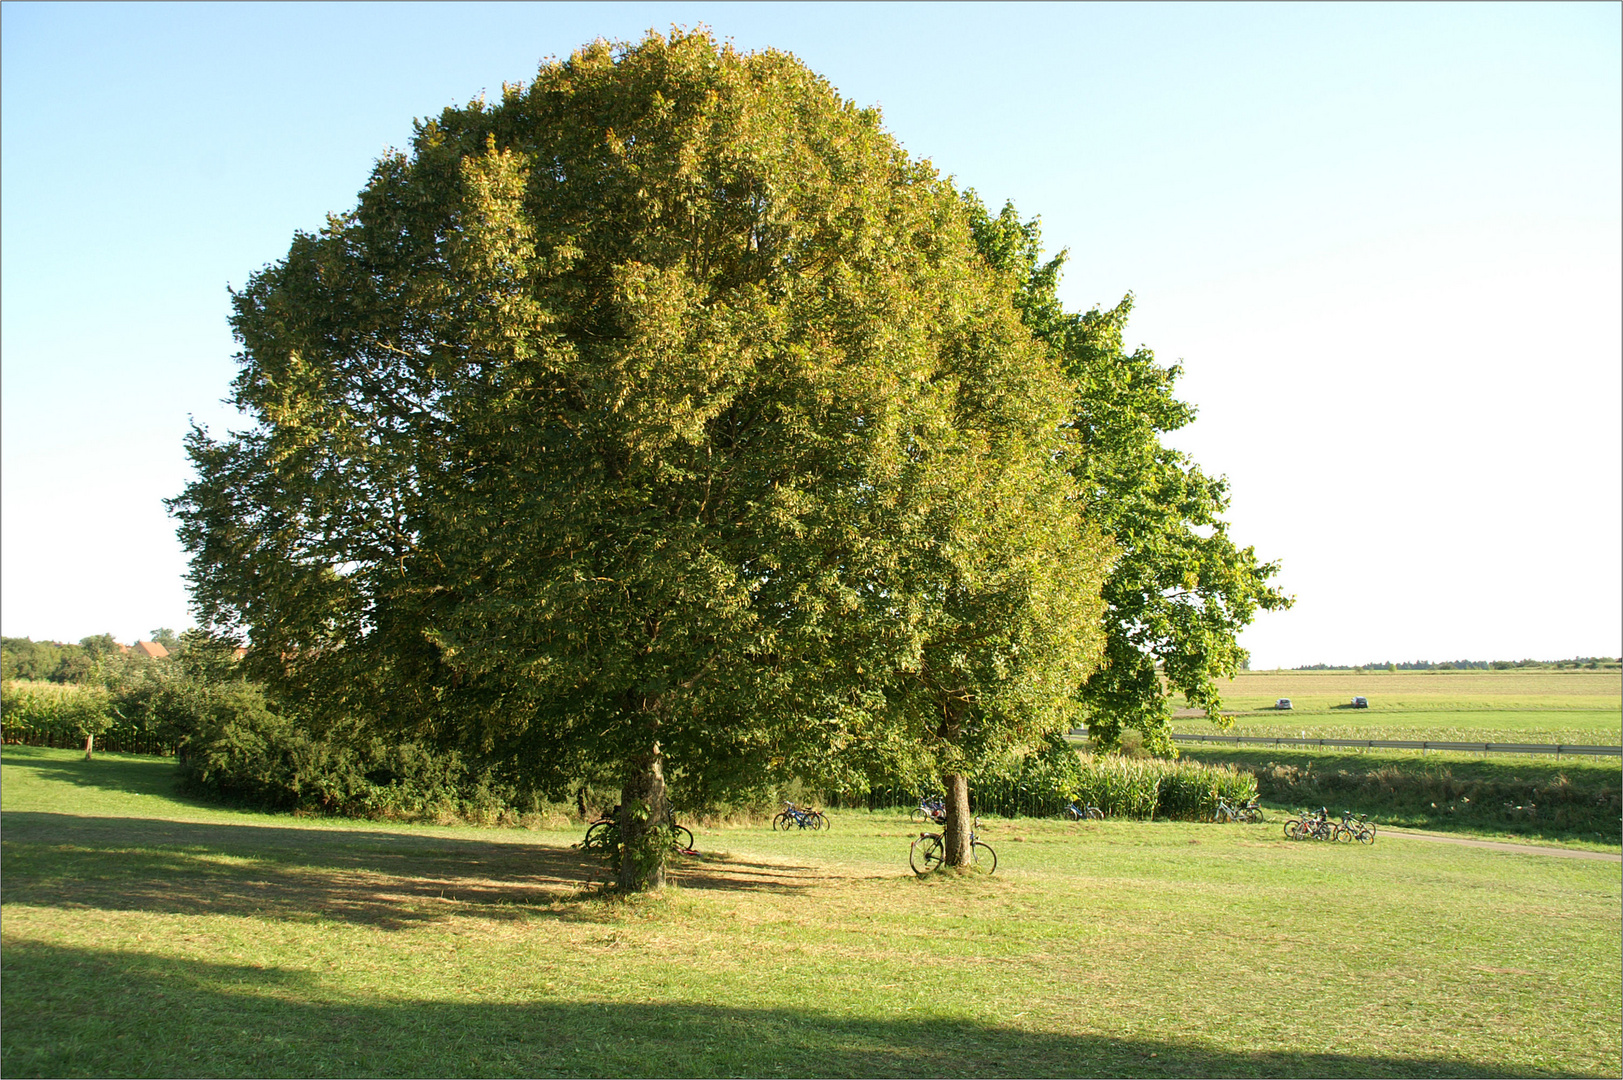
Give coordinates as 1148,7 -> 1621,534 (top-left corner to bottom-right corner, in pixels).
4,748 -> 1620,1078
1175,670 -> 1621,745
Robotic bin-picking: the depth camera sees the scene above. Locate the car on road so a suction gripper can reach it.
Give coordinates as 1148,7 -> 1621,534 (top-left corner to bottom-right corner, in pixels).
1275,698 -> 1292,710
1351,696 -> 1369,708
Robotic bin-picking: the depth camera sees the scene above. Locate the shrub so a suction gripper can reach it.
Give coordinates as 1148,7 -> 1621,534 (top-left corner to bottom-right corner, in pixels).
175,693 -> 565,823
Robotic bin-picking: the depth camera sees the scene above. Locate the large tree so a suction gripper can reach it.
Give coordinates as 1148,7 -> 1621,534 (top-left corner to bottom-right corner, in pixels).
967,199 -> 1292,753
171,31 -> 1112,887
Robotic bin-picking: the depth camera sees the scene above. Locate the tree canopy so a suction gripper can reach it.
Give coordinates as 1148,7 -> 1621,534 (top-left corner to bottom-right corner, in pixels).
171,30 -> 1113,887
966,199 -> 1292,752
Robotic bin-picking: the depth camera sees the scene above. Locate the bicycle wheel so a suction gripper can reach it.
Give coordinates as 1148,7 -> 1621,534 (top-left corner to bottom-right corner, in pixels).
1335,825 -> 1353,843
812,812 -> 828,831
771,812 -> 790,832
1085,807 -> 1103,821
971,840 -> 998,875
1358,826 -> 1376,845
584,820 -> 616,852
671,825 -> 695,851
910,834 -> 945,875
1215,807 -> 1231,823
1242,808 -> 1263,824
1284,819 -> 1303,840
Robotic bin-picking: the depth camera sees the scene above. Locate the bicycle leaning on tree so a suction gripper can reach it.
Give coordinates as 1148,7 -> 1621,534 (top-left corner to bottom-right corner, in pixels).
583,807 -> 695,854
910,817 -> 996,875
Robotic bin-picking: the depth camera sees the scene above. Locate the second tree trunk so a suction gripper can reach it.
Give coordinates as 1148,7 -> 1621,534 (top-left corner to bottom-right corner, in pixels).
942,771 -> 973,865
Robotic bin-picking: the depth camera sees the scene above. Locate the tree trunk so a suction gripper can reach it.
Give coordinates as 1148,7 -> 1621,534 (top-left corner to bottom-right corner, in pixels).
942,771 -> 973,865
615,742 -> 669,892
83,732 -> 95,761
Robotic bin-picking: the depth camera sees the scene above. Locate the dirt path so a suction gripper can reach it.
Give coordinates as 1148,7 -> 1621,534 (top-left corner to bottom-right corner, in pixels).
1383,827 -> 1622,862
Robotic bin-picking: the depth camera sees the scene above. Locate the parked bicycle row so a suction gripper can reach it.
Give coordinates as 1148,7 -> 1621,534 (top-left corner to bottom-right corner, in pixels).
920,793 -> 1263,826
1284,807 -> 1378,844
574,796 -> 1318,875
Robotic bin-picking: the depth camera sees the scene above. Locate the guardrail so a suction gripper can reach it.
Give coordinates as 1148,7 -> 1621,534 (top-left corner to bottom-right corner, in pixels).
1170,733 -> 1622,758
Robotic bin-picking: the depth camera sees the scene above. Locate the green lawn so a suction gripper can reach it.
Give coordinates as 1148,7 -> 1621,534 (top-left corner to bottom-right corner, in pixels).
3,746 -> 1619,1078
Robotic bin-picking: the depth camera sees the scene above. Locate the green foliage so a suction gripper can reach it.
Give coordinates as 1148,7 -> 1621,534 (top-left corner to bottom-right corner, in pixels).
174,689 -> 547,820
964,199 -> 1292,754
167,28 -> 1114,881
0,636 -> 118,684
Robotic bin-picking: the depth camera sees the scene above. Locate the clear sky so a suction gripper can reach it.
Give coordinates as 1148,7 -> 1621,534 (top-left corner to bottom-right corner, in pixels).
3,1 -> 1618,667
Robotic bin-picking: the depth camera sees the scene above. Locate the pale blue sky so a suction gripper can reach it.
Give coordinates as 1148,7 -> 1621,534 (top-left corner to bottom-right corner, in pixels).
3,1 -> 1619,666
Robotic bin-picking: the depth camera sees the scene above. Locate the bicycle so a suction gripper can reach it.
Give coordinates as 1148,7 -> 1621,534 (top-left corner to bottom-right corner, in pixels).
1340,810 -> 1377,845
772,801 -> 828,831
583,808 -> 695,854
910,817 -> 996,875
1064,801 -> 1104,821
1283,807 -> 1334,841
1215,797 -> 1263,824
910,796 -> 947,825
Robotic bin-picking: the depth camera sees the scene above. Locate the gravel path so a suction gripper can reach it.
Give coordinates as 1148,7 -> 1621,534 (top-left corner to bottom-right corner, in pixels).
1383,827 -> 1621,862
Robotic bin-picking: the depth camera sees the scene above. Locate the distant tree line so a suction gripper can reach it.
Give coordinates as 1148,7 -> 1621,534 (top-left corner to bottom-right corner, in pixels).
1290,658 -> 1620,671
2,635 -> 124,683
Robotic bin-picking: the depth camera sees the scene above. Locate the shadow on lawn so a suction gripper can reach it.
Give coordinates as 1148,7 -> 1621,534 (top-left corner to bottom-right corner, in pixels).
0,939 -> 1564,1080
0,811 -> 819,930
2,748 -> 195,801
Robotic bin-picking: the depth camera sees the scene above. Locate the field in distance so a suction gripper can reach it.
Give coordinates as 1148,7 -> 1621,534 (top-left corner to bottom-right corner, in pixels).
1176,669 -> 1621,744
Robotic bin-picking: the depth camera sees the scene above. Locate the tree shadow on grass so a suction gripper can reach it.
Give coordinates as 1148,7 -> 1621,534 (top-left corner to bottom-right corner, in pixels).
0,939 -> 1580,1079
2,747 -> 195,801
1,811 -> 821,931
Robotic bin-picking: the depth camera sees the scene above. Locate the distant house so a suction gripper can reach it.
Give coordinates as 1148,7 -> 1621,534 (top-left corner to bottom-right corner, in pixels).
129,640 -> 170,660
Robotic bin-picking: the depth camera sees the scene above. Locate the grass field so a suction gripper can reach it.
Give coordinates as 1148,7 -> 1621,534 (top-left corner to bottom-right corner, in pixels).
4,747 -> 1620,1078
1173,670 -> 1622,746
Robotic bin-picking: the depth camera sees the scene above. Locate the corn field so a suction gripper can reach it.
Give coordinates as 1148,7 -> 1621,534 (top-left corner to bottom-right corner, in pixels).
826,753 -> 1258,821
1,680 -> 177,756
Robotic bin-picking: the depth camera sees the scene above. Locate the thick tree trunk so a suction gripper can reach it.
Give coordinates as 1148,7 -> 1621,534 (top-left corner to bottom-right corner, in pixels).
83,732 -> 95,761
942,771 -> 973,865
615,743 -> 669,892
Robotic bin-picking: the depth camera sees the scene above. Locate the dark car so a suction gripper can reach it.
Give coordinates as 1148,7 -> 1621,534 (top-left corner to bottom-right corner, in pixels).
1351,696 -> 1369,709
